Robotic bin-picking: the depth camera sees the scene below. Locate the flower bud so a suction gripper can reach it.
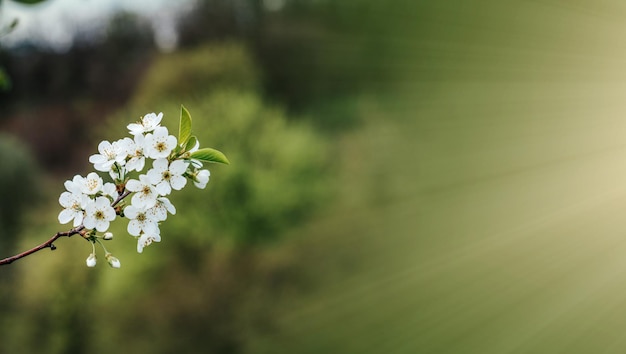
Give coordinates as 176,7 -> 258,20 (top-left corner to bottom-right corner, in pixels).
86,253 -> 97,267
103,232 -> 114,240
105,253 -> 121,268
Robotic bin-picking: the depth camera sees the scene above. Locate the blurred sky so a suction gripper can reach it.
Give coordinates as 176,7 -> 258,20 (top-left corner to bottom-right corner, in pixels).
1,0 -> 195,51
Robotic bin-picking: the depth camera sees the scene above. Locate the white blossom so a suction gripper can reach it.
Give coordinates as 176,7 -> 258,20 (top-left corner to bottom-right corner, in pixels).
193,169 -> 210,189
137,231 -> 161,253
147,197 -> 176,222
103,232 -> 114,240
86,253 -> 97,267
144,126 -> 177,159
147,159 -> 187,195
125,134 -> 147,172
89,140 -> 127,172
83,197 -> 116,232
126,174 -> 158,209
58,191 -> 89,226
79,172 -> 103,196
124,204 -> 159,236
105,253 -> 121,268
127,112 -> 163,135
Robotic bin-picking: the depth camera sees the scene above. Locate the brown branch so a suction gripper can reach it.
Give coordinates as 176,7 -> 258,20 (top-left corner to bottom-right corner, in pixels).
0,188 -> 131,267
0,226 -> 84,266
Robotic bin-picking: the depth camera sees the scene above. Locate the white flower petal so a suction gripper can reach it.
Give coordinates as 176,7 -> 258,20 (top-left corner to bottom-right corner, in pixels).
73,212 -> 84,227
58,191 -> 73,207
153,158 -> 168,172
147,168 -> 162,185
170,175 -> 187,190
83,216 -> 95,230
169,160 -> 188,175
125,179 -> 141,192
95,220 -> 109,232
58,209 -> 74,224
124,205 -> 139,219
128,220 -> 142,236
155,181 -> 171,196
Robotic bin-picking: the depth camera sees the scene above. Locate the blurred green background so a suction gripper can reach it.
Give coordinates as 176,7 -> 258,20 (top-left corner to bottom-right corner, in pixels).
3,0 -> 626,353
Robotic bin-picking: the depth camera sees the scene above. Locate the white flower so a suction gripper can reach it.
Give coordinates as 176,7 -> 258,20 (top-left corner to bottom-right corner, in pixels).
126,174 -> 158,208
137,231 -> 161,253
194,169 -> 210,189
125,134 -> 147,172
83,197 -> 116,232
79,172 -> 103,195
147,197 -> 176,222
147,159 -> 188,195
124,204 -> 159,236
86,253 -> 97,267
103,232 -> 114,240
144,126 -> 177,159
58,191 -> 89,226
89,140 -> 127,172
127,112 -> 163,135
105,253 -> 121,268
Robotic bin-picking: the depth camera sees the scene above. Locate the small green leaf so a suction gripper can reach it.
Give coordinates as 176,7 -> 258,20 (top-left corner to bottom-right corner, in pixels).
185,135 -> 198,151
190,148 -> 230,165
179,105 -> 192,147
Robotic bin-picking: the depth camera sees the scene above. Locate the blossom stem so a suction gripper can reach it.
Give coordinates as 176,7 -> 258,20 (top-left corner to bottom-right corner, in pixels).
95,238 -> 108,255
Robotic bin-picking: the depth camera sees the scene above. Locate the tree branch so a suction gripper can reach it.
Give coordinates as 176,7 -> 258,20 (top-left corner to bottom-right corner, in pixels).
0,226 -> 84,266
0,188 -> 131,267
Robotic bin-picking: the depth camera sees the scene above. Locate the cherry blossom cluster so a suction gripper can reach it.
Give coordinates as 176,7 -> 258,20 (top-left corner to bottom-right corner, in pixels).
57,107 -> 228,268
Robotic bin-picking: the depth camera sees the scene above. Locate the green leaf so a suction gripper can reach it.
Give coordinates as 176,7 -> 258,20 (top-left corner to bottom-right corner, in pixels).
179,105 -> 192,147
190,148 -> 230,165
185,135 -> 198,151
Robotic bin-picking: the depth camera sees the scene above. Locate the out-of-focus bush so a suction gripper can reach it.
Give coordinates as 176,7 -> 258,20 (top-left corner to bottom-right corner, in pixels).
163,91 -> 330,246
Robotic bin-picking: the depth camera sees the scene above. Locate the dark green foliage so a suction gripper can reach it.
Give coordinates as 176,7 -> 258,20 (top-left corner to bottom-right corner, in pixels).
160,91 -> 330,245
